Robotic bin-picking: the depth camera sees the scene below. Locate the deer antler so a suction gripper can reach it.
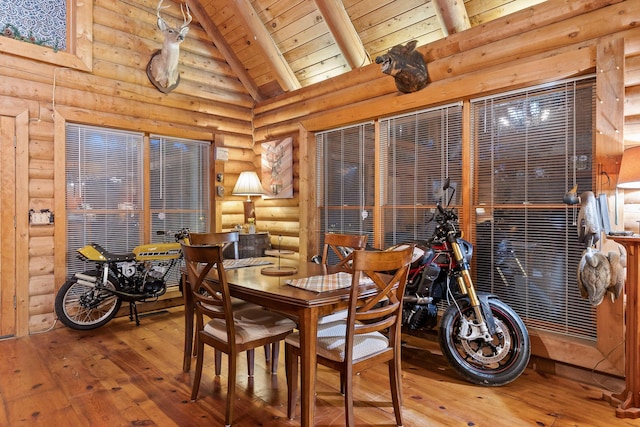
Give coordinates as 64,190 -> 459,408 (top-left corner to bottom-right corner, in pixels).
180,2 -> 192,29
156,0 -> 171,27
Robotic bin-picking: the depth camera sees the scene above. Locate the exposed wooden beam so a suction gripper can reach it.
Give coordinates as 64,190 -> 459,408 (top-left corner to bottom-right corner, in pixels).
314,0 -> 371,69
230,0 -> 301,92
187,0 -> 264,102
433,0 -> 471,36
626,115 -> 640,143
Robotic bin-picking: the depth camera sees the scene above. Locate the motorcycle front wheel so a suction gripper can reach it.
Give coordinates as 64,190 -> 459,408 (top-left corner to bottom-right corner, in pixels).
55,270 -> 122,330
439,297 -> 531,386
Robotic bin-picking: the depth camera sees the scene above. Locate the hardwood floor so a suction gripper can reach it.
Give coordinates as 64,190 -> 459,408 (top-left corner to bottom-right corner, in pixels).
0,306 -> 636,427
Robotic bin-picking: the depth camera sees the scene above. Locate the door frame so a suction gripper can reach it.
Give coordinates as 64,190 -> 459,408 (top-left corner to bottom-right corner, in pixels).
0,97 -> 30,337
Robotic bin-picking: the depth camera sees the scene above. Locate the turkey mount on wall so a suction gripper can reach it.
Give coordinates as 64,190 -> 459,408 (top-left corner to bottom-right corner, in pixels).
563,187 -> 626,306
375,40 -> 429,94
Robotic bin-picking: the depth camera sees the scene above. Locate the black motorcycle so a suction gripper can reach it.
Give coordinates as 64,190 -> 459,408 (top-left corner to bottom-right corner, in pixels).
392,179 -> 531,386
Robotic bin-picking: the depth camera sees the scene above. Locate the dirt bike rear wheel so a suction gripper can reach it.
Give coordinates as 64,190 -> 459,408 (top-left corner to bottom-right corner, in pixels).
55,270 -> 122,330
439,297 -> 530,386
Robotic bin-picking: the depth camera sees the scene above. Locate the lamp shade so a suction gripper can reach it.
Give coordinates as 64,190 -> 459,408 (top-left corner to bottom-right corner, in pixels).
232,171 -> 265,198
618,146 -> 640,189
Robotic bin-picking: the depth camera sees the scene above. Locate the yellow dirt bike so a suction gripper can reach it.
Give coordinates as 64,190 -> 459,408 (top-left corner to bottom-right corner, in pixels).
55,228 -> 190,330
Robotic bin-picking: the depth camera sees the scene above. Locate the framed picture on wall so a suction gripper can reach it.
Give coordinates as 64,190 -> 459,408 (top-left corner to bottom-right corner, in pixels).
261,137 -> 293,199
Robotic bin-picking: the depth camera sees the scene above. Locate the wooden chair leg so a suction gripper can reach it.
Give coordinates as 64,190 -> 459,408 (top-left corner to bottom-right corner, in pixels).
215,350 -> 222,375
264,343 -> 271,362
344,368 -> 355,427
226,351 -> 237,427
183,309 -> 194,372
285,343 -> 298,419
271,341 -> 280,374
216,349 -> 256,377
389,359 -> 404,426
247,349 -> 255,377
190,334 -> 205,401
182,277 -> 195,373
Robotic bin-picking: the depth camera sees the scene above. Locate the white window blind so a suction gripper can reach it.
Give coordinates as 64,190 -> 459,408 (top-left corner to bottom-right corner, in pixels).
471,76 -> 597,340
65,124 -> 144,275
315,123 -> 375,262
66,125 -> 210,286
149,135 -> 210,241
379,103 -> 463,247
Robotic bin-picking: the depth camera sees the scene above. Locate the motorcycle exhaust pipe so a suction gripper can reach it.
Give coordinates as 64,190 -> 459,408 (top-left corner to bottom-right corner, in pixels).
75,273 -> 98,288
403,295 -> 433,304
75,272 -> 97,282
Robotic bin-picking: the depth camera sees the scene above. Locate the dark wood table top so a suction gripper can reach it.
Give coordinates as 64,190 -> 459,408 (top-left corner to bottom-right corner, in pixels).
216,258 -> 363,313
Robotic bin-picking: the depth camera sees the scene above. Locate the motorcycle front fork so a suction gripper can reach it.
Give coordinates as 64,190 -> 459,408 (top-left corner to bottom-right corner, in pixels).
451,242 -> 494,342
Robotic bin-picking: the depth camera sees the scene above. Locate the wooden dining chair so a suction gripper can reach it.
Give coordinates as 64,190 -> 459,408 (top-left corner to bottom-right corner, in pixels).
182,231 -> 243,372
285,246 -> 414,427
317,232 -> 368,324
182,243 -> 296,427
185,231 -> 278,376
320,232 -> 368,270
189,231 -> 239,259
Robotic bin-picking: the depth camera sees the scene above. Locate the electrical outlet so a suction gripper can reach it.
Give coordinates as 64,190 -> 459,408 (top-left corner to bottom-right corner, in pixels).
29,209 -> 54,225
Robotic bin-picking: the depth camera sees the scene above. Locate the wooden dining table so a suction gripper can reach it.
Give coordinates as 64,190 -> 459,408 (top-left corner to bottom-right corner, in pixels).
200,257 -> 369,427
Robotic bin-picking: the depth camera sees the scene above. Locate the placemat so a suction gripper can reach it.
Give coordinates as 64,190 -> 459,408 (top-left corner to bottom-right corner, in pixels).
222,258 -> 273,269
286,272 -> 372,292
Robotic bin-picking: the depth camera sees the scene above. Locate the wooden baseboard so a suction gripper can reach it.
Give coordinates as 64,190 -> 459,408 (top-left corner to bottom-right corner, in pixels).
401,327 -> 625,390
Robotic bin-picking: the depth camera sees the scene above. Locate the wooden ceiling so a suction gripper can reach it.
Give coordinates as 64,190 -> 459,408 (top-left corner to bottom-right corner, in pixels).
188,0 -> 547,101
183,0 -> 640,145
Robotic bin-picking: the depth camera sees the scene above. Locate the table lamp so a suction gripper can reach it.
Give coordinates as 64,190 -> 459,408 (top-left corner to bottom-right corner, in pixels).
618,146 -> 640,189
232,171 -> 265,225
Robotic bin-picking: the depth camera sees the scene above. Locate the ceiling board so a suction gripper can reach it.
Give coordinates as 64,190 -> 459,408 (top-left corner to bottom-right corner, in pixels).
188,0 -> 638,142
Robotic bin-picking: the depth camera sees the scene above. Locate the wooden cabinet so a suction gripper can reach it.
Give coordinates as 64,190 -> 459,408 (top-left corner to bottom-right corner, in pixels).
224,232 -> 271,258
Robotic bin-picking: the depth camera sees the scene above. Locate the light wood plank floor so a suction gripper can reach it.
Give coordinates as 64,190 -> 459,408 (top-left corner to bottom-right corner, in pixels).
0,306 -> 636,427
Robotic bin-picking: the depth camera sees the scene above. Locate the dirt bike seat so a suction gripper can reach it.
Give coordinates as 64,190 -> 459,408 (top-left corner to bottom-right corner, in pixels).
91,244 -> 136,262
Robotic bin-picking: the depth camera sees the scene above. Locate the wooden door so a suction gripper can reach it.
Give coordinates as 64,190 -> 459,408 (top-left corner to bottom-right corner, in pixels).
0,115 -> 17,338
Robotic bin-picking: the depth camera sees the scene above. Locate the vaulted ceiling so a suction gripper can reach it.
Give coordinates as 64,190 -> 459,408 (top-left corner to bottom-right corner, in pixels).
188,0 -> 547,101
183,0 -> 639,145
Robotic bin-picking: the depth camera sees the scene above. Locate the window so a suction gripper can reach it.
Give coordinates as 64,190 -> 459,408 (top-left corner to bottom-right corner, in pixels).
315,123 -> 375,261
0,0 -> 67,51
471,76 -> 597,339
149,134 -> 210,238
0,0 -> 92,70
314,78 -> 596,342
65,124 -> 143,277
379,103 -> 463,247
65,124 -> 210,285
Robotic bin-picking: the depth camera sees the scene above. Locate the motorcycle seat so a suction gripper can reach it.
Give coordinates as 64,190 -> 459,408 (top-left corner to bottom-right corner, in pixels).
91,244 -> 136,262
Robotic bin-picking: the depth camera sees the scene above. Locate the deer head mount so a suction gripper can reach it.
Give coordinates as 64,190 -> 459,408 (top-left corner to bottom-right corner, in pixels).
146,0 -> 192,93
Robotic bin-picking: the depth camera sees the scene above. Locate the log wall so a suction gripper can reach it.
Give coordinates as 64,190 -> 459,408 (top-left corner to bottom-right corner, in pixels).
0,0 -> 254,335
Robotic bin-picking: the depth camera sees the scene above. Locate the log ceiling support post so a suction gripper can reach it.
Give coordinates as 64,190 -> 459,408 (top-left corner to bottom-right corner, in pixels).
433,0 -> 471,36
231,0 -> 301,93
314,0 -> 371,70
188,0 -> 265,101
